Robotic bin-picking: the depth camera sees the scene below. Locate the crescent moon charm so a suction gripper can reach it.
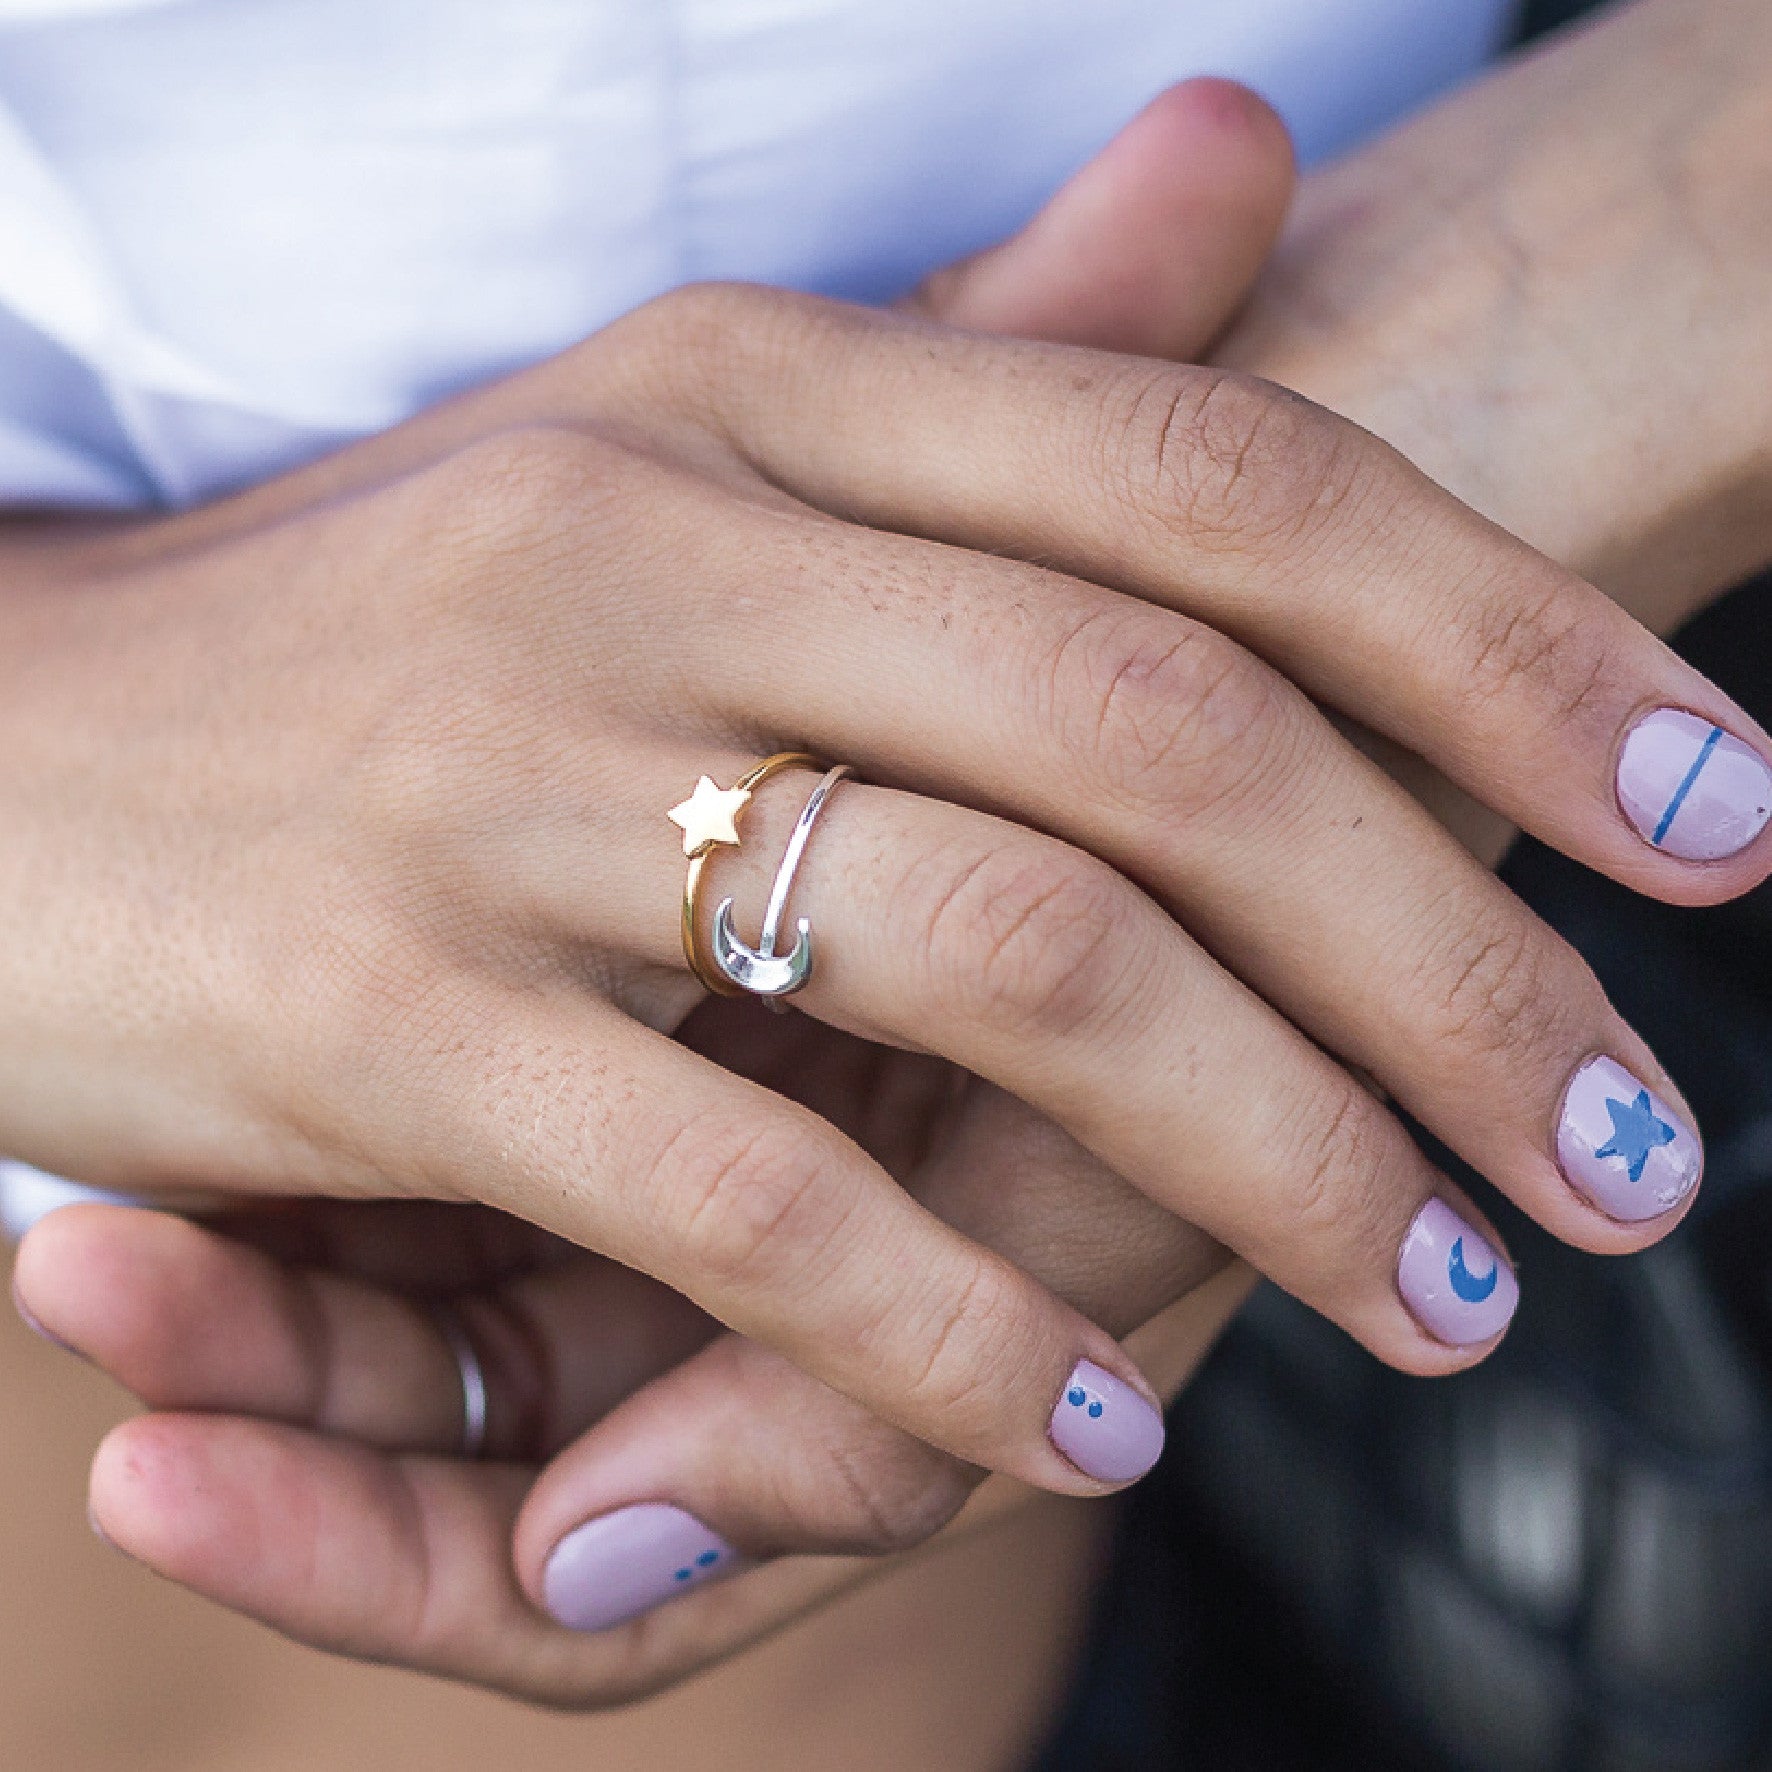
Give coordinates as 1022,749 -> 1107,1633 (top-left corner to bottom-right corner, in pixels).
711,899 -> 814,998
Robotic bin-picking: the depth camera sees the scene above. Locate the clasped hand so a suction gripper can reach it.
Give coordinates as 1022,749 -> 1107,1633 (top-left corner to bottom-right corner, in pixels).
7,78 -> 1769,1705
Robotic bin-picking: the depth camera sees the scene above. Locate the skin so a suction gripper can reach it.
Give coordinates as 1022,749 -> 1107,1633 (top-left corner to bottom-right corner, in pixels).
17,0 -> 1772,1743
1225,0 -> 1772,631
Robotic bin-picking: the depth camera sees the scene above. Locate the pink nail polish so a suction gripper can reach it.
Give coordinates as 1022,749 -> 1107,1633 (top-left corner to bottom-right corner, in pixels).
1047,1359 -> 1165,1484
542,1503 -> 738,1633
1396,1199 -> 1519,1347
1616,709 -> 1772,861
1557,1055 -> 1701,1222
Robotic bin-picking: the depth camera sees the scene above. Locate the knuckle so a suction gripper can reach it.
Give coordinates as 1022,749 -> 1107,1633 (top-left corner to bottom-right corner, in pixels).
423,425 -> 632,560
374,1461 -> 463,1662
657,1113 -> 848,1294
1450,574 -> 1622,735
604,280 -> 799,414
920,839 -> 1141,1042
819,1431 -> 976,1556
1417,915 -> 1594,1074
1282,1084 -> 1360,1240
1046,607 -> 1296,817
1283,1084 -> 1394,1254
1431,926 -> 1541,1055
1111,367 -> 1369,554
628,278 -> 763,348
892,1254 -> 1034,1434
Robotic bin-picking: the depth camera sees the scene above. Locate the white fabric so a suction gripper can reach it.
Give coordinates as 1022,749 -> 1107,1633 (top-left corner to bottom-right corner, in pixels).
0,1161 -> 136,1240
0,0 -> 1518,512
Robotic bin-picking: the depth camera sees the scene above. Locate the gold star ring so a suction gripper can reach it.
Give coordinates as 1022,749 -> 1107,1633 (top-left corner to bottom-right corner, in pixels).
670,753 -> 820,994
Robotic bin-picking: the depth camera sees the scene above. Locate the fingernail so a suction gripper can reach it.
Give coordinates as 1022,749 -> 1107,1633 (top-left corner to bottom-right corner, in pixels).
542,1503 -> 738,1634
1048,1359 -> 1165,1484
1557,1055 -> 1702,1222
1397,1198 -> 1519,1347
10,1271 -> 75,1355
1617,709 -> 1772,861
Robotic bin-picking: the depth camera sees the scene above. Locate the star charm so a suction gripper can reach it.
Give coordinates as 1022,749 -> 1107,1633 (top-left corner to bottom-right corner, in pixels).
1594,1089 -> 1677,1183
667,776 -> 751,857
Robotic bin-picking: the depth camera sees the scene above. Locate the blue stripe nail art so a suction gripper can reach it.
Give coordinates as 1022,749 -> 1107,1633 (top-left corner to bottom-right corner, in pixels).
1653,724 -> 1724,846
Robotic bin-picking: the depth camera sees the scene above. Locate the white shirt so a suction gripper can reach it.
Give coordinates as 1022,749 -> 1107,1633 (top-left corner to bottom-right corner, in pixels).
0,0 -> 1518,512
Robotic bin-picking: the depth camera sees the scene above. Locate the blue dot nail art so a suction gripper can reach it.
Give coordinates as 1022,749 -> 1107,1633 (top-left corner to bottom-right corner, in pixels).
1067,1386 -> 1087,1407
673,1546 -> 724,1584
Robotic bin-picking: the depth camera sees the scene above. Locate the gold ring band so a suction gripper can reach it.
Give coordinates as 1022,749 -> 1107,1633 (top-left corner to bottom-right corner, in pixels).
670,752 -> 821,994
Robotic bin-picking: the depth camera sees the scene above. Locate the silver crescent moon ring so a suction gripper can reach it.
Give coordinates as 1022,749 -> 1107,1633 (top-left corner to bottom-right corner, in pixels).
668,755 -> 852,1004
711,899 -> 812,997
712,763 -> 852,1002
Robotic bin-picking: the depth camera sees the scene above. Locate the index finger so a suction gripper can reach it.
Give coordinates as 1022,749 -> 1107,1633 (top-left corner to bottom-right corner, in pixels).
636,286 -> 1772,905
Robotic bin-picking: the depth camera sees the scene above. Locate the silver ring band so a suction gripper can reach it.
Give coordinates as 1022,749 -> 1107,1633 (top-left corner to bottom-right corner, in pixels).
710,763 -> 852,1005
431,1300 -> 489,1459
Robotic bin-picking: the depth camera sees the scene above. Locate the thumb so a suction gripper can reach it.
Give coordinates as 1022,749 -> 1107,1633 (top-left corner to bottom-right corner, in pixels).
906,77 -> 1295,359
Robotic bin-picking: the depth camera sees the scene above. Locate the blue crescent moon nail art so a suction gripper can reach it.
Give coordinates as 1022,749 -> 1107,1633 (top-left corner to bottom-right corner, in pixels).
1447,1235 -> 1499,1304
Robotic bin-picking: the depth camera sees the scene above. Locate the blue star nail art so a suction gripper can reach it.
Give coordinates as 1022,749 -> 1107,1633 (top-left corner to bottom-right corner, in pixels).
1595,1088 -> 1677,1182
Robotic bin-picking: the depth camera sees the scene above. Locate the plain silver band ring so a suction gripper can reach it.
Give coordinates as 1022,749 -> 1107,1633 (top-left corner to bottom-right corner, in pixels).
431,1300 -> 489,1459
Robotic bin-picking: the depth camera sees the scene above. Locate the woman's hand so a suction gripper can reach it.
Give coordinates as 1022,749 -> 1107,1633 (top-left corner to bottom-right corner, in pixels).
9,58 -> 1772,1704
